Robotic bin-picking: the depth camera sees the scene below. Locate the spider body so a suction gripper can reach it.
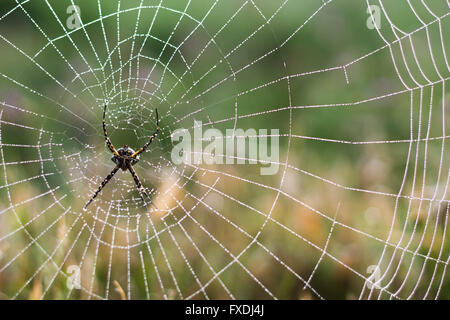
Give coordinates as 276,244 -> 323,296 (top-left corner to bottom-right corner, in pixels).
112,145 -> 139,170
83,105 -> 159,211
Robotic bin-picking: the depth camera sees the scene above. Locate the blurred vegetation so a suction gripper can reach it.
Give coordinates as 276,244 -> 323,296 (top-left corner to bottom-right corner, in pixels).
0,0 -> 448,299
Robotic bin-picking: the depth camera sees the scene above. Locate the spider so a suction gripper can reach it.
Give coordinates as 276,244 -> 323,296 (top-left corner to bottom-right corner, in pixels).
83,104 -> 159,211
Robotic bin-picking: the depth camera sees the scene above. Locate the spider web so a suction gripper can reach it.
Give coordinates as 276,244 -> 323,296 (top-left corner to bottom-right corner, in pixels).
0,0 -> 449,300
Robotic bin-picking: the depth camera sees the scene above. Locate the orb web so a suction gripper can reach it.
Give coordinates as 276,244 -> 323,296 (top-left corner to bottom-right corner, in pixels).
0,0 -> 449,299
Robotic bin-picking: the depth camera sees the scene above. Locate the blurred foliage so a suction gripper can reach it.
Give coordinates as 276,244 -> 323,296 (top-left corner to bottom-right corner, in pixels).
0,0 -> 448,299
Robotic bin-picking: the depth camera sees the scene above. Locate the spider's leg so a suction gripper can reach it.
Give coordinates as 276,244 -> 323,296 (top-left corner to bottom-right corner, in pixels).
103,104 -> 120,157
83,165 -> 120,210
127,164 -> 149,202
131,109 -> 159,158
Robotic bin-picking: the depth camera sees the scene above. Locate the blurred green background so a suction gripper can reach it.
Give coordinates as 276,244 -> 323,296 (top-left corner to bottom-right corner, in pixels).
0,0 -> 448,299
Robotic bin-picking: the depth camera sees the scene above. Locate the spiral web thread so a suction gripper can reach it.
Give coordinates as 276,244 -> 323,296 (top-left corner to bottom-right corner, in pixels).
0,0 -> 449,299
